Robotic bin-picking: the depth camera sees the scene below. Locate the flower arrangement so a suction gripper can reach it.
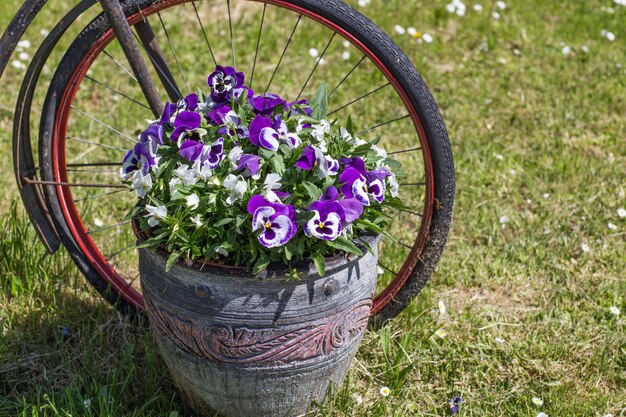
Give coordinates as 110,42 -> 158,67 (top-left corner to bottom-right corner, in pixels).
121,65 -> 406,275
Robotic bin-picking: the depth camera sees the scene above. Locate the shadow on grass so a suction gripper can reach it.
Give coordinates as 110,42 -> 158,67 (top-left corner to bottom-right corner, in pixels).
0,201 -> 202,416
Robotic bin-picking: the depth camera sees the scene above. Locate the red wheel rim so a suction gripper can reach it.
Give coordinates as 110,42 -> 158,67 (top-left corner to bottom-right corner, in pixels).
52,0 -> 435,316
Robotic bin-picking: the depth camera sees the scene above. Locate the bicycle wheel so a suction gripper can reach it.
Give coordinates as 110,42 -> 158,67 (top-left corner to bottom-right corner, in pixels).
38,0 -> 455,325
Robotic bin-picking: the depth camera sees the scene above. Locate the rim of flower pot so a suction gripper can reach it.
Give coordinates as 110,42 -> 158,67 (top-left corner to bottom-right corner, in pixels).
131,216 -> 379,279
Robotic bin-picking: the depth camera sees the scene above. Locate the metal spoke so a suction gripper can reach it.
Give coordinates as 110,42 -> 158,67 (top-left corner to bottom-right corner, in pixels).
388,146 -> 421,155
124,273 -> 141,289
227,0 -> 236,68
356,114 -> 410,135
102,49 -> 138,82
88,220 -> 131,235
265,15 -> 302,93
328,83 -> 390,116
106,243 -> 136,261
73,189 -> 126,203
132,30 -> 183,101
67,162 -> 122,167
249,3 -> 267,89
70,106 -> 137,144
392,207 -> 423,217
157,12 -> 190,94
84,75 -> 150,110
297,32 -> 337,101
66,136 -> 127,152
378,262 -> 398,276
192,1 -> 217,67
329,55 -> 366,98
399,182 -> 426,186
20,177 -> 125,189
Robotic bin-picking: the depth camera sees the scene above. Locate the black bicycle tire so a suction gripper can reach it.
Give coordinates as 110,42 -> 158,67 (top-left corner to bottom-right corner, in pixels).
39,0 -> 455,325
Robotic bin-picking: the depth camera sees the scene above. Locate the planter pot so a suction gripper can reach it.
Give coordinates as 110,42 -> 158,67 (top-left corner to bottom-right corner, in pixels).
136,229 -> 379,417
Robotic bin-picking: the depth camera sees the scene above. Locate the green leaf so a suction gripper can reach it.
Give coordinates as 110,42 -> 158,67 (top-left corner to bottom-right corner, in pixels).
215,217 -> 234,227
356,219 -> 396,241
252,256 -> 270,275
326,236 -> 363,256
123,205 -> 144,222
165,252 -> 181,272
270,154 -> 285,176
311,83 -> 328,120
311,253 -> 326,277
345,115 -> 354,135
301,181 -> 322,202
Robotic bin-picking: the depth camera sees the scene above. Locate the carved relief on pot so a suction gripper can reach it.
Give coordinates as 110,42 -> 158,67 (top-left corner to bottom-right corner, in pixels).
145,296 -> 372,366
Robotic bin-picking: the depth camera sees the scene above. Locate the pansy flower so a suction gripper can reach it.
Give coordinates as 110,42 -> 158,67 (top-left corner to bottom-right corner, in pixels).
339,157 -> 389,205
249,114 -> 301,151
158,102 -> 177,129
131,170 -> 153,198
237,154 -> 262,178
177,93 -> 198,111
263,173 -> 290,202
210,105 -> 249,138
249,92 -> 286,116
121,142 -> 156,180
179,137 -> 225,168
223,174 -> 248,205
286,98 -> 313,118
208,65 -> 245,104
304,186 -> 363,241
170,111 -> 202,143
294,145 -> 330,178
247,195 -> 296,248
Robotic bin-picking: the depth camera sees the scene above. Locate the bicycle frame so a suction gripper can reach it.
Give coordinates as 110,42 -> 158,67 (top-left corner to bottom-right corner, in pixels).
1,0 -> 173,253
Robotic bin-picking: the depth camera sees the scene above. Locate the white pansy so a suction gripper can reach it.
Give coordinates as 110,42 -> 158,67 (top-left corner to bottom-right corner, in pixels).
192,158 -> 213,181
223,174 -> 247,205
311,119 -> 331,142
131,170 -> 152,197
191,214 -> 203,228
228,145 -> 244,168
264,173 -> 283,202
216,246 -> 229,256
169,177 -> 181,194
173,164 -> 198,187
145,204 -> 167,227
372,144 -> 387,159
185,193 -> 200,210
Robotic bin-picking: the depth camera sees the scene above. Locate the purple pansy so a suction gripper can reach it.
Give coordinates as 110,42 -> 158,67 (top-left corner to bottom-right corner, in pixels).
247,195 -> 297,248
325,155 -> 339,176
249,93 -> 287,116
179,140 -> 204,162
179,137 -> 224,170
121,142 -> 156,180
210,105 -> 248,138
170,111 -> 202,143
140,124 -> 164,158
287,99 -> 313,117
159,102 -> 177,129
294,145 -> 330,178
178,93 -> 198,111
250,115 -> 301,151
308,186 -> 363,225
304,207 -> 342,241
237,154 -> 262,177
208,65 -> 245,104
449,396 -> 463,416
339,157 -> 389,206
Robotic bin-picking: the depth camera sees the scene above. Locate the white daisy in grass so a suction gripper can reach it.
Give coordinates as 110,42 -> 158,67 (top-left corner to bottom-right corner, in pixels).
602,414 -> 615,417
93,218 -> 104,228
601,30 -> 616,42
40,29 -> 50,37
494,153 -> 504,160
537,413 -> 548,417
617,208 -> 626,218
499,216 -> 509,225
407,27 -> 418,37
492,11 -> 501,19
438,300 -> 446,316
379,386 -> 391,397
17,39 -> 31,49
581,45 -> 590,53
11,60 -> 26,70
342,40 -> 350,48
435,328 -> 446,338
561,45 -> 571,55
377,266 -> 384,275
494,336 -> 505,344
609,306 -> 620,316
473,4 -> 483,12
608,222 -> 617,231
543,193 -> 550,199
615,0 -> 626,5
581,243 -> 590,253
446,0 -> 467,16
532,397 -> 544,406
308,48 -> 319,58
342,51 -> 351,60
422,33 -> 434,43
357,0 -> 371,7
496,1 -> 507,10
19,52 -> 30,61
352,393 -> 363,405
394,25 -> 406,35
83,398 -> 92,407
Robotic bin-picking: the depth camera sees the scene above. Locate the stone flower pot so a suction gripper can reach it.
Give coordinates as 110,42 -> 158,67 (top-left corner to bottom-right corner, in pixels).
135,224 -> 379,417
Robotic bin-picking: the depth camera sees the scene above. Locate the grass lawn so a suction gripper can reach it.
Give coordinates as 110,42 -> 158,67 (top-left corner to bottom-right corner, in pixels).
1,0 -> 624,416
